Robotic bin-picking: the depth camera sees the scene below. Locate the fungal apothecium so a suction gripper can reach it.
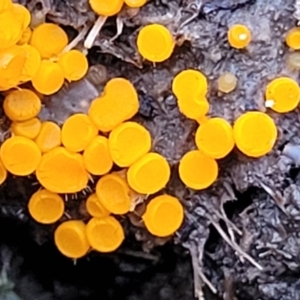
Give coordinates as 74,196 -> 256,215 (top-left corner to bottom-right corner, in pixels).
0,0 -> 298,258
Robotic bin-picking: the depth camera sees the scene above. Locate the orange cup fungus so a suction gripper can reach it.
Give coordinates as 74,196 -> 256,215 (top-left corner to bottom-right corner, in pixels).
233,111 -> 277,157
137,24 -> 175,63
62,114 -> 98,153
0,45 -> 26,90
172,69 -> 209,121
0,11 -> 23,51
36,147 -> 89,193
0,136 -> 41,176
195,118 -> 235,159
30,23 -> 68,59
286,27 -> 300,50
265,77 -> 300,113
142,194 -> 184,237
0,158 -> 7,185
172,69 -> 208,99
89,0 -> 124,16
0,0 -> 13,13
28,189 -> 64,224
108,121 -> 152,167
3,89 -> 41,121
19,44 -> 41,82
227,24 -> 251,49
83,136 -> 113,175
58,50 -> 88,82
86,216 -> 125,252
11,118 -> 42,140
179,150 -> 218,190
125,0 -> 147,8
32,60 -> 65,95
54,220 -> 90,259
35,121 -> 61,153
89,78 -> 139,132
18,27 -> 32,45
96,173 -> 132,215
86,193 -> 110,218
127,152 -> 170,194
12,3 -> 31,31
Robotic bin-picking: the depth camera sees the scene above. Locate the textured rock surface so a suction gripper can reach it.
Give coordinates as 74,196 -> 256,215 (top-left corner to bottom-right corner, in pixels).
1,0 -> 300,299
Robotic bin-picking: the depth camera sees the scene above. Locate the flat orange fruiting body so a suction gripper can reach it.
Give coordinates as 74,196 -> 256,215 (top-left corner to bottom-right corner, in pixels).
228,24 -> 251,49
30,23 -> 68,59
19,44 -> 41,82
0,11 -> 23,50
265,77 -> 300,113
11,118 -> 42,140
233,111 -> 278,157
0,158 -> 7,185
96,173 -> 132,215
3,89 -> 41,121
83,136 -> 113,175
12,3 -> 31,30
58,50 -> 88,82
0,45 -> 26,89
62,114 -> 98,152
172,69 -> 209,120
86,216 -> 125,252
108,121 -> 151,167
0,0 -> 13,13
0,136 -> 41,176
88,78 -> 139,132
54,220 -> 90,258
125,0 -> 147,8
172,69 -> 208,99
142,194 -> 184,237
179,150 -> 218,190
178,96 -> 210,121
28,189 -> 64,224
137,24 -> 175,62
86,193 -> 110,218
36,147 -> 89,193
89,0 -> 124,16
195,118 -> 235,159
286,27 -> 300,50
35,121 -> 61,153
32,60 -> 64,95
127,152 -> 170,194
18,27 -> 32,45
